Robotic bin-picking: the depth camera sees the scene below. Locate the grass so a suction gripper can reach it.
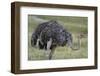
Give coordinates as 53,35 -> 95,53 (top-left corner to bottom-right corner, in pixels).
28,15 -> 88,60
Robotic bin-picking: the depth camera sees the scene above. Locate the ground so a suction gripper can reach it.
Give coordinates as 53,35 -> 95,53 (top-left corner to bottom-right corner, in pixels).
28,15 -> 88,60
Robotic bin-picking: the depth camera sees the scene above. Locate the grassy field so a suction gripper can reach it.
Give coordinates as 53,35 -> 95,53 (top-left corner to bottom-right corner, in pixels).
28,15 -> 88,60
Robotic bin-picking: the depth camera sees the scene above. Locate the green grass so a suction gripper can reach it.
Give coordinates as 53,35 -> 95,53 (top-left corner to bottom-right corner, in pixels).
28,15 -> 88,60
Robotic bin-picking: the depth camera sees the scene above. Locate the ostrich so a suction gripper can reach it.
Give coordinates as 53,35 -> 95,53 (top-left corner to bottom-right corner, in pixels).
31,20 -> 81,59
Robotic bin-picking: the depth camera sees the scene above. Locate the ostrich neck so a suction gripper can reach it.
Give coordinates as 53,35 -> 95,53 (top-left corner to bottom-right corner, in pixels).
71,36 -> 81,50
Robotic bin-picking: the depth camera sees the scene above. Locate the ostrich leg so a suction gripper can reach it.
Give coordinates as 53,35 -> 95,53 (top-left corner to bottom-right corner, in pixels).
36,39 -> 40,48
46,38 -> 53,59
49,49 -> 55,60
